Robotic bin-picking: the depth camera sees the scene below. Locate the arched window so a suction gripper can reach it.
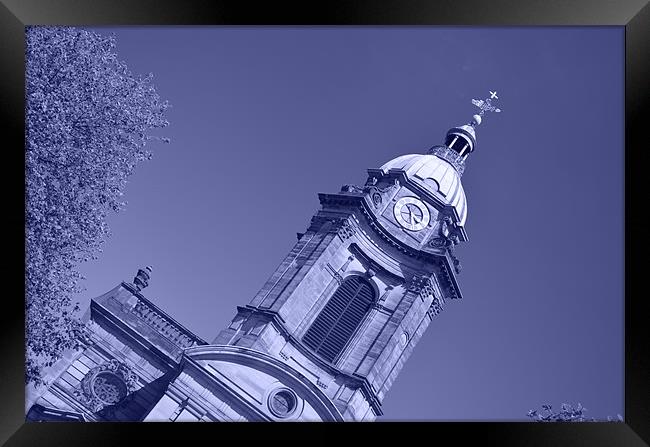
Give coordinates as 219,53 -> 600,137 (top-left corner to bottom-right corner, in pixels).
303,276 -> 376,363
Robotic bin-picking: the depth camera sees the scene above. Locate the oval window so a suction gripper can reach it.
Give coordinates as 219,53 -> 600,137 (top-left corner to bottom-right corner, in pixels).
268,388 -> 298,418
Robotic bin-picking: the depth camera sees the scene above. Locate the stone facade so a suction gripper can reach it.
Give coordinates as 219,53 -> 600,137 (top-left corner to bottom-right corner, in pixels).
27,116 -> 480,422
27,282 -> 206,422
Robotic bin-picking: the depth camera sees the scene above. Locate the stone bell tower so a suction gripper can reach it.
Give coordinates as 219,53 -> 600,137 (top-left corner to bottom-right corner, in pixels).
166,93 -> 501,421
26,94 -> 501,423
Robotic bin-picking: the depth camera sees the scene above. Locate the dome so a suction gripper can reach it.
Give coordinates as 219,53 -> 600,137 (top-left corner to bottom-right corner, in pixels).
380,153 -> 467,227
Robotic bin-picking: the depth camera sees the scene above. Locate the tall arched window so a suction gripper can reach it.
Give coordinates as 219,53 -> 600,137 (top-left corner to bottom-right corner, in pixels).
303,276 -> 376,363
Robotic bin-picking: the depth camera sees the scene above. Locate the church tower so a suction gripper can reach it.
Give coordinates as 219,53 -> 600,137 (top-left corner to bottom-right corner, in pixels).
26,95 -> 500,422
149,94 -> 501,421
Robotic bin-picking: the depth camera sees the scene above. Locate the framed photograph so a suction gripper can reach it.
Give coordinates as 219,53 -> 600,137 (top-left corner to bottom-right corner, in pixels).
2,1 -> 648,445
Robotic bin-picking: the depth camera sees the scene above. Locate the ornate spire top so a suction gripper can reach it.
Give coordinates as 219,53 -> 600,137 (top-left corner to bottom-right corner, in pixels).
470,90 -> 502,127
133,265 -> 153,292
428,91 -> 502,174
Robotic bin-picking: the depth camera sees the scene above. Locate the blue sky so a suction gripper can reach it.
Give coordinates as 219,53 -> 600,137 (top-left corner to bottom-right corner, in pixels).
78,26 -> 624,420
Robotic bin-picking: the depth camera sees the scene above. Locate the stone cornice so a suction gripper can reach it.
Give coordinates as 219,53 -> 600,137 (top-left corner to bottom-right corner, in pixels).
121,282 -> 208,347
348,242 -> 405,283
316,192 -> 463,301
90,299 -> 181,370
89,282 -> 208,368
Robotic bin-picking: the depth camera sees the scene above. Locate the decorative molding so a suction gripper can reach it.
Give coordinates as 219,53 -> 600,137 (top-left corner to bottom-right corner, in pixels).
447,244 -> 462,274
428,145 -> 466,176
73,359 -> 138,413
371,192 -> 382,207
316,189 -> 464,302
355,198 -> 426,257
348,243 -> 403,284
131,298 -> 202,349
377,285 -> 394,305
341,178 -> 400,210
427,215 -> 462,274
438,262 -> 460,300
367,178 -> 400,209
317,193 -> 363,209
427,237 -> 448,248
376,178 -> 400,193
372,302 -> 391,314
313,198 -> 463,301
340,255 -> 355,272
407,275 -> 437,302
370,284 -> 394,315
335,218 -> 355,241
331,172 -> 447,245
341,184 -> 365,194
325,262 -> 343,285
427,295 -> 445,319
324,254 -> 358,285
365,176 -> 378,186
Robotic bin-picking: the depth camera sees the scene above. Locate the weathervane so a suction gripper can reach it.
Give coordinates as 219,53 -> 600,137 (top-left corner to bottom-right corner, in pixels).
470,90 -> 501,126
470,91 -> 502,126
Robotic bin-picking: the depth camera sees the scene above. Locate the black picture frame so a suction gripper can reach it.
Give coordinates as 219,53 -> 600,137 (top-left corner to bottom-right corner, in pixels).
1,1 -> 648,445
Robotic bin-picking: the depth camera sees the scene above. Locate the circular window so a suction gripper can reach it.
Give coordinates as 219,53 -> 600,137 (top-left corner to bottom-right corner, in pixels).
268,388 -> 298,418
91,372 -> 127,405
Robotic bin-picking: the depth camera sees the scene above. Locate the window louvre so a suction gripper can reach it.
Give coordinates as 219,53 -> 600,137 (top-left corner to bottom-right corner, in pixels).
303,276 -> 375,363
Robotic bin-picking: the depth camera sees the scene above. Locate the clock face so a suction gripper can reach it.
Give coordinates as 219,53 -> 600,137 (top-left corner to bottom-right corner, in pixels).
393,197 -> 430,231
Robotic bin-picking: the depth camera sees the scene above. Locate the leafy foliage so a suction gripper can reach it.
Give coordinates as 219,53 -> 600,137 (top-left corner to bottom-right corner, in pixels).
25,26 -> 169,385
527,403 -> 623,422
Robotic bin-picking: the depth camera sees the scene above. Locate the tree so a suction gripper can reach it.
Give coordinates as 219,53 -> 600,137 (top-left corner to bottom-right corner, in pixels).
527,403 -> 623,422
25,26 -> 169,385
